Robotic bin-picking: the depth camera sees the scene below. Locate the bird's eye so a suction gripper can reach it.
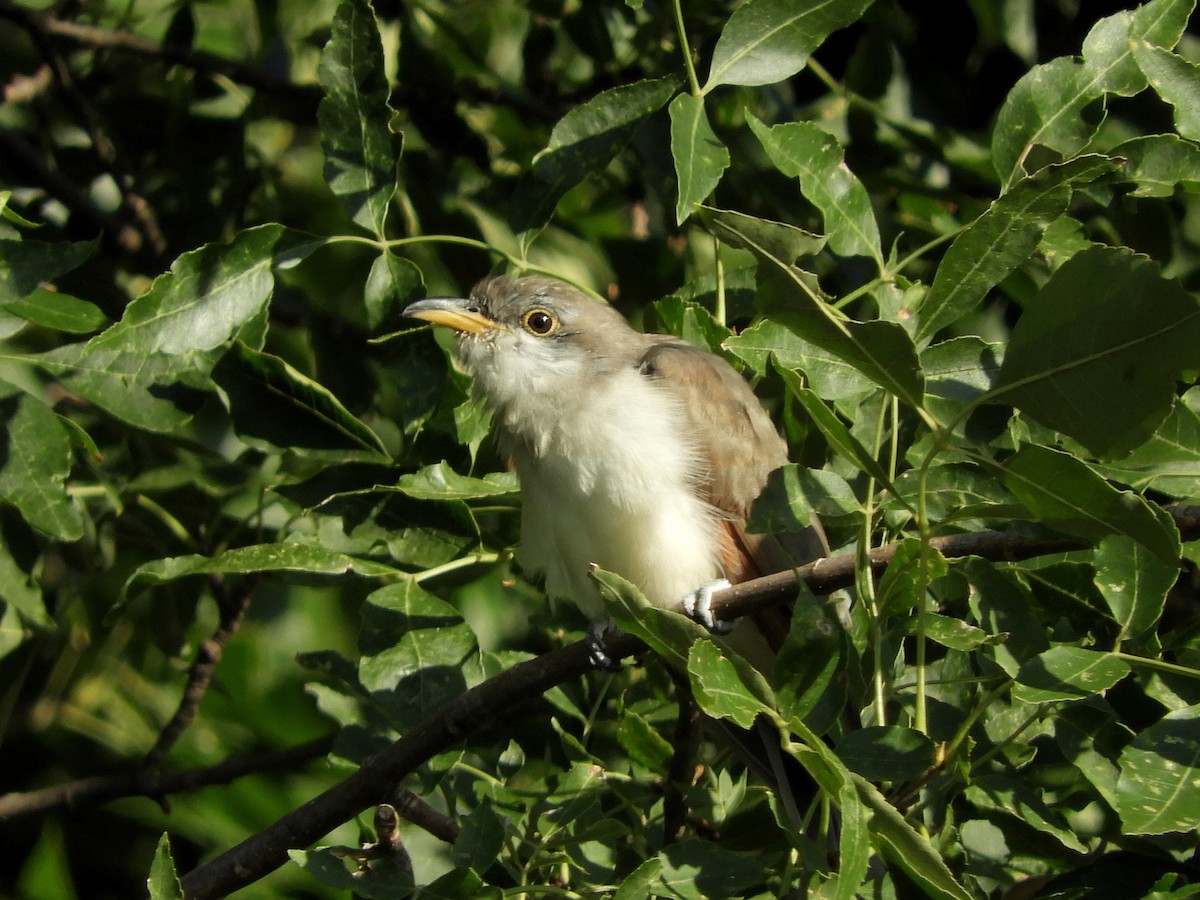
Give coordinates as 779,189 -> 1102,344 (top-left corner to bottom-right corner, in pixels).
522,308 -> 558,336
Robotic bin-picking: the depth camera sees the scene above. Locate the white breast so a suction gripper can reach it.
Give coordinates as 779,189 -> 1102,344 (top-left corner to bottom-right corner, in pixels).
510,367 -> 723,621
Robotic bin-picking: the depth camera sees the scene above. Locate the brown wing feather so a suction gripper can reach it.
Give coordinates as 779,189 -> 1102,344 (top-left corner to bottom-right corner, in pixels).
638,338 -> 828,641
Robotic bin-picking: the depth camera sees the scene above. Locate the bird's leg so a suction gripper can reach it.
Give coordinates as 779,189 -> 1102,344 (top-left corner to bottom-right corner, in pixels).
681,579 -> 735,634
585,619 -> 623,672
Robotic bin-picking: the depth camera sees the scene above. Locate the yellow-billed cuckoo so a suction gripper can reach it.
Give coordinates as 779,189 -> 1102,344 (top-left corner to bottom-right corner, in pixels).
404,275 -> 824,667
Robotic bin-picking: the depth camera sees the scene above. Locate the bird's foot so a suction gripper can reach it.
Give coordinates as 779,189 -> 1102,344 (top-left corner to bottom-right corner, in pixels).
585,620 -> 623,672
682,579 -> 735,633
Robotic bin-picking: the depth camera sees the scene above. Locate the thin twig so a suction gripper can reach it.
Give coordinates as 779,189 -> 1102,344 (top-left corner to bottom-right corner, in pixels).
143,578 -> 255,769
0,734 -> 335,820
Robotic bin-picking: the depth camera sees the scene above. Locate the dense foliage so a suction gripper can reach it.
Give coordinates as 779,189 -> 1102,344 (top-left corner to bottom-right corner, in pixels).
1,0 -> 1200,897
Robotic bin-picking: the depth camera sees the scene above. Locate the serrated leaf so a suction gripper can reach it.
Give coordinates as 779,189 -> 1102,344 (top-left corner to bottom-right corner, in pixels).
147,834 -> 183,900
1132,40 -> 1200,140
1113,134 -> 1200,197
123,543 -> 405,602
687,639 -> 770,729
212,341 -> 389,457
1116,704 -> 1200,834
510,76 -> 678,238
991,0 -> 1194,185
748,115 -> 882,265
0,238 -> 95,301
711,214 -> 923,406
395,461 -> 518,501
0,386 -> 83,540
36,225 -> 292,432
703,0 -> 875,90
700,206 -> 827,266
669,94 -> 729,224
1096,535 -> 1177,645
318,0 -> 401,237
991,246 -> 1200,457
916,156 -> 1116,342
365,250 -> 422,331
725,319 -> 873,400
1003,444 -> 1179,564
1013,646 -> 1132,703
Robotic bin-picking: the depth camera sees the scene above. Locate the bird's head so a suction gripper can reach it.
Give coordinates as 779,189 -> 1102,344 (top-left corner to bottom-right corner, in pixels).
403,275 -> 641,419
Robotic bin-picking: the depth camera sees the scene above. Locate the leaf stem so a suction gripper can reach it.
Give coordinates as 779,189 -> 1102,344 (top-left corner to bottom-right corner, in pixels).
413,551 -> 500,585
671,0 -> 703,96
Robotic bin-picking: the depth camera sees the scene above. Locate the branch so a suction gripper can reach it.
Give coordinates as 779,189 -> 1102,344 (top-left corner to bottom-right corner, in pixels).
144,579 -> 254,769
0,734 -> 335,821
180,507 -> 1200,898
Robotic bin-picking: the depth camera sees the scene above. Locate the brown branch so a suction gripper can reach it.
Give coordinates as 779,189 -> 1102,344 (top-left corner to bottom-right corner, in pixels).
179,507 -> 1200,898
144,579 -> 254,769
0,0 -> 320,101
390,788 -> 460,845
0,734 -> 335,821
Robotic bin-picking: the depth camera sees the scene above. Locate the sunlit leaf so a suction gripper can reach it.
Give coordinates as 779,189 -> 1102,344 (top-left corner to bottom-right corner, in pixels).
1132,40 -> 1200,140
1096,535 -> 1177,645
395,461 -> 518,501
1013,646 -> 1132,703
1113,134 -> 1200,197
704,0 -> 876,90
147,834 -> 183,900
1116,705 -> 1200,834
669,94 -> 729,224
0,385 -> 82,541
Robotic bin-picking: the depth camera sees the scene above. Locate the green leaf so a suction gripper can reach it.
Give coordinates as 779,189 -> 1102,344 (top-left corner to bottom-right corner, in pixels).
618,710 -> 673,774
748,115 -> 882,265
212,342 -> 389,458
966,773 -> 1090,853
712,214 -> 923,406
875,539 -> 949,617
915,155 -> 1116,342
36,225 -> 289,432
703,0 -> 875,90
1096,535 -> 1177,645
1113,134 -> 1200,197
654,839 -> 767,900
669,94 -> 729,224
1116,705 -> 1200,834
0,528 -> 45,627
991,0 -> 1194,185
510,76 -> 678,238
699,206 -> 826,264
724,318 -> 872,399
3,288 -> 108,333
834,779 -> 871,900
991,246 -> 1200,457
364,249 -> 422,331
147,834 -> 183,900
1095,393 -> 1200,495
1133,40 -> 1200,140
318,0 -> 401,237
774,594 -> 845,732
748,463 -> 859,534
123,543 -> 405,602
836,726 -> 937,782
395,461 -> 518,501
288,848 -> 415,898
0,386 -> 83,541
1003,444 -> 1179,563
687,639 -> 770,729
0,238 -> 95,301
453,799 -> 506,872
1012,647 -> 1132,703
920,336 -> 1004,431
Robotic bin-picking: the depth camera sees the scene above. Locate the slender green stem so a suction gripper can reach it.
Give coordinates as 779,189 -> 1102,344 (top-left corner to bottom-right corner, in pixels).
714,238 -> 726,325
671,0 -> 703,96
413,551 -> 500,584
1115,652 -> 1200,680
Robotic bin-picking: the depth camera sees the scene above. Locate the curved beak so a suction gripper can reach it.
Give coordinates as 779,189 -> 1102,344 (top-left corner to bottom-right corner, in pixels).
403,297 -> 504,335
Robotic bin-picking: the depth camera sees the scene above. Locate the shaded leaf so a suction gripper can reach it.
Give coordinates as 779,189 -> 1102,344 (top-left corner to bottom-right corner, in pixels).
0,238 -> 95,301
655,839 -> 766,900
511,76 -> 678,238
700,206 -> 826,264
836,726 -> 937,782
669,94 -> 729,224
991,246 -> 1200,457
364,250 -> 422,331
875,539 -> 949,617
212,341 -> 389,457
1113,134 -> 1200,197
0,387 -> 82,541
1004,444 -> 1179,563
318,0 -> 401,236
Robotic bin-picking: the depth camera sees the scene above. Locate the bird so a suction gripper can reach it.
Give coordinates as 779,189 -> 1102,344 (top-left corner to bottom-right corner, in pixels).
403,274 -> 825,667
